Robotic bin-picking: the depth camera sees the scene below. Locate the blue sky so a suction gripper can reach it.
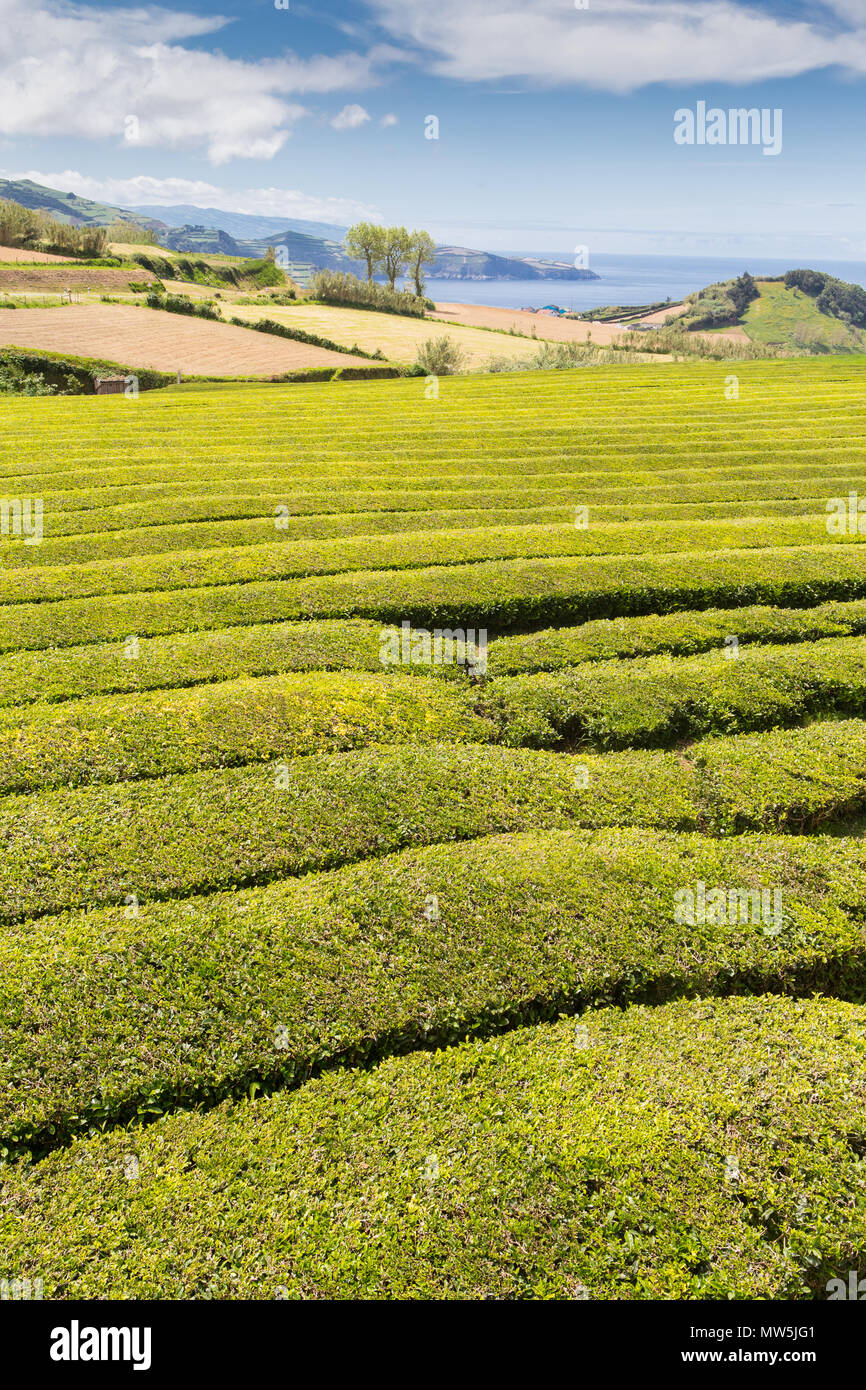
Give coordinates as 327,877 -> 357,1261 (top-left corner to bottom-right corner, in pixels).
1,0 -> 865,256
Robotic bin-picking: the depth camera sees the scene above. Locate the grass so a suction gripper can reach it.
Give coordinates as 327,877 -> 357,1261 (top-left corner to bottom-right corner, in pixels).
3,355 -> 866,1300
225,301 -> 545,367
742,281 -> 864,352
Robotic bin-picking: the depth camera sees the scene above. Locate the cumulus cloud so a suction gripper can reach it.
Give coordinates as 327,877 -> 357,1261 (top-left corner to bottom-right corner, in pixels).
330,103 -> 371,129
367,0 -> 866,90
381,112 -> 399,126
2,168 -> 382,222
0,0 -> 384,162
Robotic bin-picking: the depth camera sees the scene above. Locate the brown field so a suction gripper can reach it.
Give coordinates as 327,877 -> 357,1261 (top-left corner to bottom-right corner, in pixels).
0,304 -> 372,375
635,302 -> 687,325
0,245 -> 72,264
0,264 -> 162,293
431,299 -> 739,348
428,301 -> 645,346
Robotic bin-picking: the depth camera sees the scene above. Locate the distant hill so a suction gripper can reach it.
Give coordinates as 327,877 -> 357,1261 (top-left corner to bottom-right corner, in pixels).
430,246 -> 598,281
681,269 -> 866,352
0,178 -> 166,231
0,179 -> 599,283
160,225 -> 248,257
131,203 -> 349,243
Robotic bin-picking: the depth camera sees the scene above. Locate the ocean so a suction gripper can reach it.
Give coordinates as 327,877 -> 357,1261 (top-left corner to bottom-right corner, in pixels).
423,253 -> 866,313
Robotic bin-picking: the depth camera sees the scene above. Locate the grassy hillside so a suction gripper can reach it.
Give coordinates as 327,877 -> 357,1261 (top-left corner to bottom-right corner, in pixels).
742,280 -> 864,351
0,177 -> 164,231
1,359 -> 865,1299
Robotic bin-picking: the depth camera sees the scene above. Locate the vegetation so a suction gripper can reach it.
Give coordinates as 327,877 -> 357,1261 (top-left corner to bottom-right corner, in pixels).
414,334 -> 466,374
105,219 -> 161,245
679,271 -> 759,330
0,195 -> 107,257
3,357 -> 866,1299
2,993 -> 865,1297
784,268 -> 866,328
343,221 -> 437,293
1,827 -> 865,1155
308,268 -> 429,316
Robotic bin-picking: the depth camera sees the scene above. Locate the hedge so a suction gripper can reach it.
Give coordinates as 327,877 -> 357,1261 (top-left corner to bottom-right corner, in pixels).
2,599 -> 866,712
0,348 -> 172,393
5,486 -> 855,542
0,670 -> 490,796
227,313 -> 380,359
5,546 -> 866,656
6,634 -> 866,795
0,619 -> 393,708
486,598 -> 866,675
1,826 -> 865,1155
0,719 -> 863,923
1,993 -> 864,1298
477,633 -> 866,750
0,513 -> 854,601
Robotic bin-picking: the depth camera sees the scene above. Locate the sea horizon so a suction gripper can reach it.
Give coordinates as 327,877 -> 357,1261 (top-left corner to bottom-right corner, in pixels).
423,252 -> 866,313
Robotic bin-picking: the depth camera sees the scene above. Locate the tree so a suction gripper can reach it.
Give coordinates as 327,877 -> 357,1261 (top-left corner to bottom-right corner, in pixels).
407,229 -> 436,297
382,225 -> 412,290
344,222 -> 385,282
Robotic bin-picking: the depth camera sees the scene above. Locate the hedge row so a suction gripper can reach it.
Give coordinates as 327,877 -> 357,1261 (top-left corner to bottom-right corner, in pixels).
2,826 -> 866,1154
0,670 -> 489,796
1,993 -> 864,1298
1,487 -> 851,541
0,347 -> 172,393
0,619 -> 392,708
478,633 -> 866,750
4,545 -> 866,653
6,445 -> 866,496
5,634 -> 866,795
1,500 -> 839,569
227,313 -> 380,359
12,461 -> 866,513
487,598 -> 866,674
5,599 -> 866,711
0,514 -> 852,602
0,720 -> 864,923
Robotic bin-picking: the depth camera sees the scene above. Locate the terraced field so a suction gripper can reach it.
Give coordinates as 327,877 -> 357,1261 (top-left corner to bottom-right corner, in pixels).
2,357 -> 866,1301
0,303 -> 371,375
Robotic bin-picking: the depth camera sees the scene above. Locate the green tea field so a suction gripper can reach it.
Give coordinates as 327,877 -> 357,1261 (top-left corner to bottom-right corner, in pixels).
1,357 -> 866,1300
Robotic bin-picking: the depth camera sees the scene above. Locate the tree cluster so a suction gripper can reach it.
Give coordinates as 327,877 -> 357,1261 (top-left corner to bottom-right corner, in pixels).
344,223 -> 437,295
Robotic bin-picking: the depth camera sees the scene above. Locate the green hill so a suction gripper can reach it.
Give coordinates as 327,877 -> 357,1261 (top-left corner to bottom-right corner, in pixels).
742,280 -> 865,352
0,178 -> 165,231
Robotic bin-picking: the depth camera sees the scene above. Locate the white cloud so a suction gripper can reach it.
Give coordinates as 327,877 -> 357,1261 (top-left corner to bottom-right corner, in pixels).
381,112 -> 399,126
368,0 -> 866,90
1,168 -> 382,222
330,103 -> 371,129
0,0 -> 384,162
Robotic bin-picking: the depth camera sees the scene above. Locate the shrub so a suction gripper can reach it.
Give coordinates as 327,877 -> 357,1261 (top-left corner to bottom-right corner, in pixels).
2,992 -> 865,1298
309,269 -> 428,317
414,334 -> 466,375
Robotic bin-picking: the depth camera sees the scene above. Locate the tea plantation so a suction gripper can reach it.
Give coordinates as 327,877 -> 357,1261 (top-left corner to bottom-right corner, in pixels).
1,358 -> 865,1299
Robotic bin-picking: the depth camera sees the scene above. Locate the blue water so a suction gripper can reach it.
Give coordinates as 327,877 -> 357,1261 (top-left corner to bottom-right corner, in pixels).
423,254 -> 866,312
